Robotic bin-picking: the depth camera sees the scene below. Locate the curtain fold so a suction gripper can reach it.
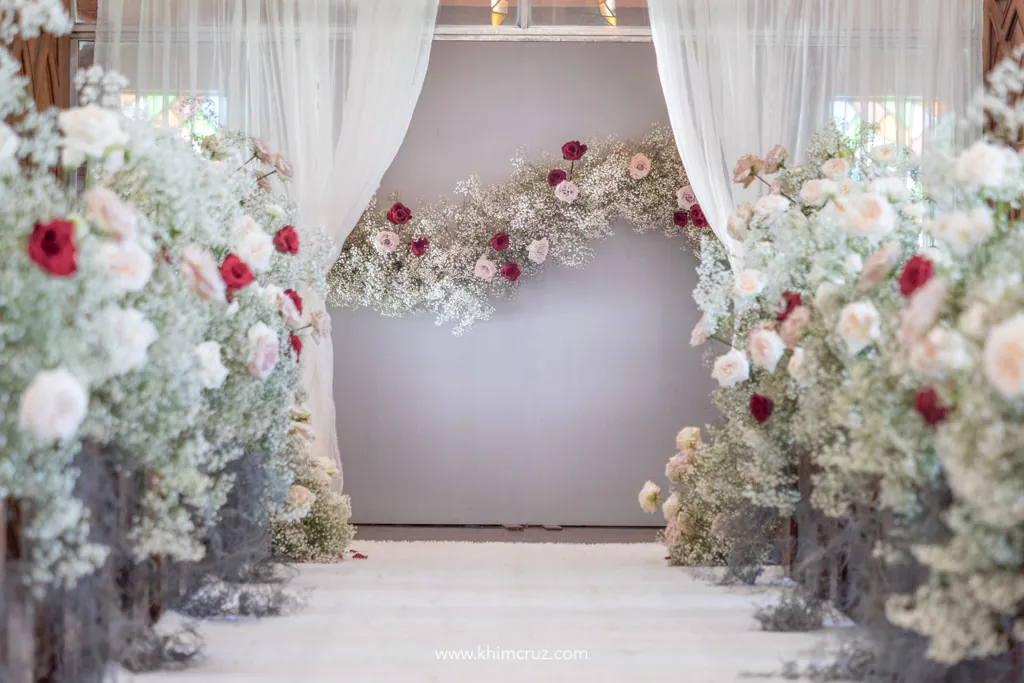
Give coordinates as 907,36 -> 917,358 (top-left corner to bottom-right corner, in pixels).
647,0 -> 982,253
96,0 -> 440,486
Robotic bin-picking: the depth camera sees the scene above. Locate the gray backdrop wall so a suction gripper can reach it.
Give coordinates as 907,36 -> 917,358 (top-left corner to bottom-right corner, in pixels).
331,41 -> 718,526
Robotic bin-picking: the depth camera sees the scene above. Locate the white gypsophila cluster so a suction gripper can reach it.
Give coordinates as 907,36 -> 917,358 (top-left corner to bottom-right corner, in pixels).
74,64 -> 128,110
0,0 -> 70,43
327,127 -> 700,334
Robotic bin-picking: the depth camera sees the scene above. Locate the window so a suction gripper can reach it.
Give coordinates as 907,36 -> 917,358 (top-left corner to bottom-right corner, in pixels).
435,0 -> 650,38
832,97 -> 931,156
120,93 -> 223,140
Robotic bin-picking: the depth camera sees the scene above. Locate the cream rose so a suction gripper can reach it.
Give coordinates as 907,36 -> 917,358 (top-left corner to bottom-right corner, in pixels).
909,327 -> 970,379
733,269 -> 766,299
726,216 -> 748,241
234,228 -> 274,274
689,313 -> 714,347
675,427 -> 702,451
870,144 -> 898,165
958,302 -> 989,339
787,347 -> 809,382
858,241 -> 901,290
711,348 -> 750,387
898,279 -> 948,347
374,230 -> 400,254
18,368 -> 89,442
58,105 -> 130,168
474,256 -> 498,281
813,281 -> 841,313
628,153 -> 652,180
662,491 -> 683,523
799,179 -> 836,207
677,185 -> 697,209
287,484 -> 316,514
665,451 -> 693,484
841,193 -> 896,240
820,157 -> 851,179
754,193 -> 791,216
732,154 -> 763,188
638,480 -> 661,514
748,327 -> 786,373
84,186 -> 136,241
195,341 -> 229,389
98,306 -> 158,376
181,245 -> 227,304
247,322 -> 280,380
780,305 -> 811,348
836,301 -> 881,356
735,202 -> 754,223
983,314 -> 1024,399
97,240 -> 153,292
527,238 -> 550,264
955,140 -> 1021,191
927,207 -> 995,257
871,177 -> 910,203
554,180 -> 580,203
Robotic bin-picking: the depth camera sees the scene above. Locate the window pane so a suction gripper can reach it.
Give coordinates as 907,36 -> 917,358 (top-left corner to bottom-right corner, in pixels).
438,0 -> 519,26
529,0 -> 648,27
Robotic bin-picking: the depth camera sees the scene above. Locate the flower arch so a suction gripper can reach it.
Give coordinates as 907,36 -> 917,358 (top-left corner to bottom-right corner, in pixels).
326,126 -> 706,334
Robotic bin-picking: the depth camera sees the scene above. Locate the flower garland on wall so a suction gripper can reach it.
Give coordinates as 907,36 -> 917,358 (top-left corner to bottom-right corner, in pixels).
326,127 -> 705,334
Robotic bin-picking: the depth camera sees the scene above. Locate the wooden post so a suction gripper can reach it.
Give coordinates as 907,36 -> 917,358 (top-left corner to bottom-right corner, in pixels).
2,501 -> 35,683
985,0 -> 1024,74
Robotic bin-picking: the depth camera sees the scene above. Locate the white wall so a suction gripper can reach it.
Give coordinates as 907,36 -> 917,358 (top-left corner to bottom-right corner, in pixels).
332,41 -> 718,526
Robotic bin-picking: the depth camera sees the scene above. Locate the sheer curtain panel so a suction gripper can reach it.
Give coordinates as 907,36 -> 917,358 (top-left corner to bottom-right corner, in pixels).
647,0 -> 982,253
96,0 -> 440,483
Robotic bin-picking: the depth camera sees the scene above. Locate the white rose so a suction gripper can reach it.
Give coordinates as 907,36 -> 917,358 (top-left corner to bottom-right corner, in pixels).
287,484 -> 316,513
820,157 -> 851,179
689,313 -> 714,347
474,256 -> 498,281
787,347 -> 809,382
711,348 -> 750,387
870,177 -> 910,203
753,193 -> 791,216
927,207 -> 995,257
733,269 -> 766,299
837,178 -> 858,196
84,186 -> 136,242
18,368 -> 89,442
266,204 -> 286,220
726,216 -> 748,241
0,121 -> 19,172
195,341 -> 229,389
844,253 -> 864,276
870,144 -> 898,165
665,452 -> 693,484
858,241 -> 901,290
374,230 -> 400,254
747,327 -> 786,373
836,301 -> 881,355
638,480 -> 661,514
909,327 -> 970,378
959,302 -> 989,339
840,193 -> 896,240
98,306 -> 158,376
799,179 -> 836,207
628,153 -> 652,180
181,245 -> 226,304
235,229 -> 274,274
984,314 -> 1024,398
662,491 -> 683,522
247,322 -> 280,380
955,140 -> 1021,191
677,185 -> 698,209
554,180 -> 580,204
97,241 -> 153,292
898,279 -> 948,347
58,105 -> 129,168
527,238 -> 550,264
735,202 -> 754,222
780,305 -> 811,348
675,427 -> 702,451
903,202 -> 928,221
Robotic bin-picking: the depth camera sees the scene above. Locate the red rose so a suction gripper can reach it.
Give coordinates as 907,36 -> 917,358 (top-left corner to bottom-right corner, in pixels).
410,237 -> 429,257
387,202 -> 413,225
673,211 -> 689,228
273,225 -> 299,254
690,204 -> 708,228
284,288 -> 303,315
547,169 -> 567,186
750,394 -> 774,424
561,140 -> 588,161
220,254 -> 255,291
899,255 -> 933,297
289,334 -> 302,361
914,387 -> 948,426
27,219 -> 77,277
501,262 -> 521,282
492,232 -> 510,251
776,291 -> 802,322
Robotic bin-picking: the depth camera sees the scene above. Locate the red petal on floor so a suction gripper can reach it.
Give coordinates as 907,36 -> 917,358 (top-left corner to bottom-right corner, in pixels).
352,552 -> 368,559
664,556 -> 671,560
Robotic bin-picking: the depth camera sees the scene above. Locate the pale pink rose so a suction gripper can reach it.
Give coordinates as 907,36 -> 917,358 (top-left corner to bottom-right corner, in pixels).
898,279 -> 948,347
984,314 -> 1024,398
663,520 -> 682,548
247,322 -> 280,380
554,180 -> 579,203
474,256 -> 498,282
98,241 -> 153,292
909,327 -> 970,378
272,153 -> 293,180
747,327 -> 786,373
821,157 -> 851,179
675,427 -> 702,451
254,170 -> 271,193
254,138 -> 273,163
665,451 -> 694,484
837,301 -> 882,356
733,154 -> 764,188
677,185 -> 697,209
628,153 -> 652,180
780,305 -> 811,348
858,241 -> 901,290
712,348 -> 750,387
763,145 -> 788,173
310,309 -> 332,344
690,313 -> 714,347
527,238 -> 550,264
374,231 -> 400,254
84,186 -> 136,241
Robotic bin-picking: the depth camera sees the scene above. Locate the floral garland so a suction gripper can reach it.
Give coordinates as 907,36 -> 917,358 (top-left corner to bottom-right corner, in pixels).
326,126 -> 705,334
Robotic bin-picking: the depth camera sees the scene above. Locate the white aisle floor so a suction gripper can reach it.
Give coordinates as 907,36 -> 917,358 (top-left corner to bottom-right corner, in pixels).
130,541 -> 835,683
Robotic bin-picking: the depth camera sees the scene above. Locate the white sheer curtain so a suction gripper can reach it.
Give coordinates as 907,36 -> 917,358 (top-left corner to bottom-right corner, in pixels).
95,0 -> 439,484
647,0 -> 982,254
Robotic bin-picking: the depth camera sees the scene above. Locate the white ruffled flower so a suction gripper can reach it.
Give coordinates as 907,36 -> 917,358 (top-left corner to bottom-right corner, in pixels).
474,256 -> 498,282
871,177 -> 910,203
844,253 -> 864,276
97,240 -> 153,292
735,202 -> 754,222
820,157 -> 851,179
814,281 -> 842,313
902,202 -> 928,221
313,456 -> 338,479
195,341 -> 229,389
711,348 -> 750,387
909,327 -> 970,379
927,207 -> 995,256
527,238 -> 550,264
310,308 -> 332,344
99,306 -> 158,376
234,227 -> 274,274
787,347 -> 809,382
665,452 -> 693,484
870,144 -> 898,165
638,480 -> 661,514
554,180 -> 580,204
959,302 -> 989,339
748,327 -> 786,373
247,322 -> 280,380
374,230 -> 400,254
689,313 -> 714,347
726,216 -> 748,241
18,368 -> 89,442
733,269 -> 766,298
84,186 -> 136,241
836,301 -> 881,355
266,204 -> 286,220
839,193 -> 896,240
181,245 -> 227,304
58,105 -> 129,168
858,241 -> 901,290
628,153 -> 652,180
955,140 -> 1021,191
799,179 -> 836,207
675,427 -> 702,451
898,279 -> 948,347
753,193 -> 791,216
677,185 -> 698,209
983,314 -> 1024,399
662,491 -> 683,522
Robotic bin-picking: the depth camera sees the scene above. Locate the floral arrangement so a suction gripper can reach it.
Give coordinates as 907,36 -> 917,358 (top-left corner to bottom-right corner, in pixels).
326,127 -> 703,333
